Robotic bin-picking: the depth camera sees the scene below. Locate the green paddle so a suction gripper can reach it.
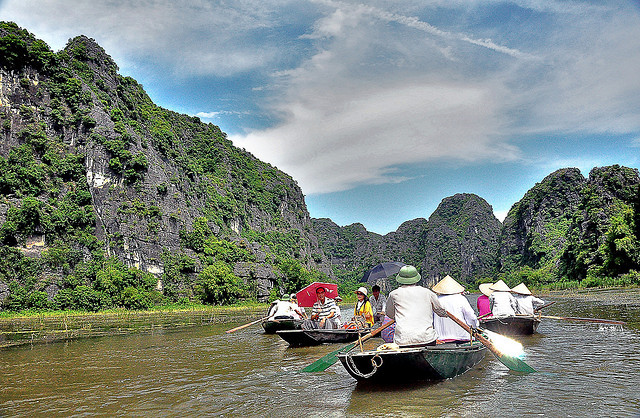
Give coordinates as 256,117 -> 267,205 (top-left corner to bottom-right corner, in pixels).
447,311 -> 537,373
301,320 -> 395,373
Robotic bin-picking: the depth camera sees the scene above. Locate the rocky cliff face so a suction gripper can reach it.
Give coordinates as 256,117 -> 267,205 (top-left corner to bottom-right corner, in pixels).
0,24 -> 329,303
420,193 -> 502,286
498,168 -> 585,273
313,193 -> 500,286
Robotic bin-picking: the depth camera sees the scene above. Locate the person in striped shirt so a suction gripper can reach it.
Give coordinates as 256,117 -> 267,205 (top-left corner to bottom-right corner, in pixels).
302,287 -> 340,329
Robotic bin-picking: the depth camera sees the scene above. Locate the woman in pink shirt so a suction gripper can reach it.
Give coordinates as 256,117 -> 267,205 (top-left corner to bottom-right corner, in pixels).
477,283 -> 493,317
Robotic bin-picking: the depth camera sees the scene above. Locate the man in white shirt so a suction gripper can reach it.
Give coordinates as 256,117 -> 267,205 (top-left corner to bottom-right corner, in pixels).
369,285 -> 387,325
386,265 -> 447,346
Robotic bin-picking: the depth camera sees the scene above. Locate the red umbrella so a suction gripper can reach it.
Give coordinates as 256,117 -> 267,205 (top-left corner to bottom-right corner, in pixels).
295,282 -> 339,308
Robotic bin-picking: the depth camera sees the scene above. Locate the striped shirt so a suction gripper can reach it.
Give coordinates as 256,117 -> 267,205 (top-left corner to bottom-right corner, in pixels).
311,298 -> 337,319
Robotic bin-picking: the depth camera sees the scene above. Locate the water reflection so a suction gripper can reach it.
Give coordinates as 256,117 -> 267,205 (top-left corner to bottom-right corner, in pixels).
0,294 -> 639,417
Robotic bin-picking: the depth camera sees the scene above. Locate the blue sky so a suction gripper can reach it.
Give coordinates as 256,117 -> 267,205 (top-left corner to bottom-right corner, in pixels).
2,0 -> 640,234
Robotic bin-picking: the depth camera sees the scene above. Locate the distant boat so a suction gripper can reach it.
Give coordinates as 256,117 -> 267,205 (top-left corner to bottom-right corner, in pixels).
276,328 -> 369,347
480,315 -> 541,335
261,318 -> 303,334
337,341 -> 486,381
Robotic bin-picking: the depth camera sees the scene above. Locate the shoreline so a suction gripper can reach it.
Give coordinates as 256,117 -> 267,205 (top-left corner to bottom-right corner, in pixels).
0,305 -> 268,349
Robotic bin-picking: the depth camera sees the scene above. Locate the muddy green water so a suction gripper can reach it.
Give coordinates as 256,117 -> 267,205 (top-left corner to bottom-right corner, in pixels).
1,290 -> 639,417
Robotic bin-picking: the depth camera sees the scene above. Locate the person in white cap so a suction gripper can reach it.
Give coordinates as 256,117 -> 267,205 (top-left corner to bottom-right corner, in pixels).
386,265 -> 447,347
488,280 -> 518,317
511,283 -> 545,315
352,287 -> 374,327
431,275 -> 479,343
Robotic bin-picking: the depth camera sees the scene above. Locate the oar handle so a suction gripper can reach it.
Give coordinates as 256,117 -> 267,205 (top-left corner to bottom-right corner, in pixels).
540,315 -> 626,325
350,320 -> 396,347
534,301 -> 556,312
225,315 -> 271,333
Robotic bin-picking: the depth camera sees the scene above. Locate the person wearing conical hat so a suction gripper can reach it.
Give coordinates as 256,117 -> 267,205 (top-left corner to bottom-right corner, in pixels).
512,283 -> 546,316
432,275 -> 479,343
386,265 -> 447,346
488,279 -> 518,317
477,283 -> 494,318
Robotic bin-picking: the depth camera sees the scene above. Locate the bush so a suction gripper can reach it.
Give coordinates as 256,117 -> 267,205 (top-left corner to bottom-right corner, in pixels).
196,261 -> 247,305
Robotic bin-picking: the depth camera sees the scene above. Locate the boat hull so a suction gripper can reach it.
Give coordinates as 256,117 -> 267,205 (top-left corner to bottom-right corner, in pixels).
276,329 -> 368,347
261,319 -> 303,334
480,315 -> 540,335
337,342 -> 486,381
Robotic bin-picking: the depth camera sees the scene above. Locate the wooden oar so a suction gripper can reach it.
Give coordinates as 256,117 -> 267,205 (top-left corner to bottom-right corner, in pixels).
534,301 -> 556,312
301,320 -> 395,373
446,311 -> 537,373
225,315 -> 271,334
540,315 -> 626,325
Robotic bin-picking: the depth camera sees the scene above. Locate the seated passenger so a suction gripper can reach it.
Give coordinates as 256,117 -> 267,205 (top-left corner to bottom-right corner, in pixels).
477,283 -> 493,318
302,287 -> 340,329
369,285 -> 387,325
344,287 -> 374,329
488,280 -> 518,317
432,275 -> 479,343
511,283 -> 545,315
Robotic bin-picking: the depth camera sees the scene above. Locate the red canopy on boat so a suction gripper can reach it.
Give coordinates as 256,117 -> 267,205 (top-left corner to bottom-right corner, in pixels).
295,282 -> 339,307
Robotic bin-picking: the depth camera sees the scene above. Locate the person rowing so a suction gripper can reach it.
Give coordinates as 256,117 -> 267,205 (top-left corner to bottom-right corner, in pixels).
386,265 -> 448,347
432,275 -> 479,343
511,283 -> 545,315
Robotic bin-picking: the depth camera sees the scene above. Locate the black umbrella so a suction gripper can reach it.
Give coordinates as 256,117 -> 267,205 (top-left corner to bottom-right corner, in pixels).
360,262 -> 406,283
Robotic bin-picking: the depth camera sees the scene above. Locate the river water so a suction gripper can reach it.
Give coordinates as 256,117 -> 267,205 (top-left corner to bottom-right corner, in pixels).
1,289 -> 639,417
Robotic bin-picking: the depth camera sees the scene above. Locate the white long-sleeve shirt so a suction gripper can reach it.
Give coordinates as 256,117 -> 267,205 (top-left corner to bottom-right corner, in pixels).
433,293 -> 479,341
489,291 -> 518,317
386,285 -> 447,346
514,294 -> 545,315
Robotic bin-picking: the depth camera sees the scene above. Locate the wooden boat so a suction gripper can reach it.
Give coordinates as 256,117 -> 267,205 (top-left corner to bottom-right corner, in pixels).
479,315 -> 541,335
276,328 -> 369,347
261,318 -> 303,334
337,341 -> 486,381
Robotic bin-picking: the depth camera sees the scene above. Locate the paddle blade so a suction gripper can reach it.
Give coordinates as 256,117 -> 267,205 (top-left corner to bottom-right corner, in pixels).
301,343 -> 356,373
495,352 -> 537,374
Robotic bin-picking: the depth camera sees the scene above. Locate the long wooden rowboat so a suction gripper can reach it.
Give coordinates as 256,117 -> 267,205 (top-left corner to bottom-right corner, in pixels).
276,328 -> 369,347
337,341 -> 486,381
480,315 -> 541,336
262,319 -> 303,334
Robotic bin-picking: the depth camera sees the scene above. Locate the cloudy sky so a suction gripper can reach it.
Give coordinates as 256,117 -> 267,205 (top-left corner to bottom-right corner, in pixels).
2,0 -> 640,234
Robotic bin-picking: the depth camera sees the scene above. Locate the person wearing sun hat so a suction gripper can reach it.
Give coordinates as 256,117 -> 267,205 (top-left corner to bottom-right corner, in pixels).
511,283 -> 546,315
267,294 -> 298,320
386,265 -> 447,346
477,283 -> 494,317
431,275 -> 479,343
352,287 -> 374,327
488,279 -> 518,317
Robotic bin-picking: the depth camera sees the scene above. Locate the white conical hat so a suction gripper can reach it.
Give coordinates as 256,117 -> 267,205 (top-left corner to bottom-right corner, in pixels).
479,283 -> 494,296
511,283 -> 532,295
489,279 -> 511,292
432,275 -> 465,295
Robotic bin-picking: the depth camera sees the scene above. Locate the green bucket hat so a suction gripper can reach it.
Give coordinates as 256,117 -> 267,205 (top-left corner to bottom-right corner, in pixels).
282,294 -> 290,300
396,265 -> 421,285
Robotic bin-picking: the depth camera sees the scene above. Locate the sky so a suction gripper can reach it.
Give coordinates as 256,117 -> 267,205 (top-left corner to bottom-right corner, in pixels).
2,0 -> 640,234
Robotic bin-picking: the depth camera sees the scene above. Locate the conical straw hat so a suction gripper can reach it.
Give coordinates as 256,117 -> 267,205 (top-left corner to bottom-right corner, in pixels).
489,279 -> 511,292
511,283 -> 532,295
479,283 -> 494,296
432,275 -> 465,295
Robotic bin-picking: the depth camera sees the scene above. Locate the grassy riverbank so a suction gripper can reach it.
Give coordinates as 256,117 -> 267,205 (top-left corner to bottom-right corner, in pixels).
0,301 -> 270,349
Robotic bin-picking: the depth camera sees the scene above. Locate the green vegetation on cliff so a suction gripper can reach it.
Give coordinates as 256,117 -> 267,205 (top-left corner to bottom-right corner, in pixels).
0,22 -> 328,313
